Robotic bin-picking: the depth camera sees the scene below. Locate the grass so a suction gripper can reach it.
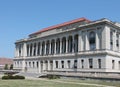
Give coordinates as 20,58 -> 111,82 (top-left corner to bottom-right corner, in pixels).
59,78 -> 120,87
0,79 -> 97,87
0,75 -> 120,87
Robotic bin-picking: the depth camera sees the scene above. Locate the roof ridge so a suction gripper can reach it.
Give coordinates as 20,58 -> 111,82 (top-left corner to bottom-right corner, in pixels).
29,17 -> 91,36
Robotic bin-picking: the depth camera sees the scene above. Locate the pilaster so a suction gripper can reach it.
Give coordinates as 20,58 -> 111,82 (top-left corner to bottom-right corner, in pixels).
102,26 -> 110,50
113,31 -> 117,51
96,29 -> 99,50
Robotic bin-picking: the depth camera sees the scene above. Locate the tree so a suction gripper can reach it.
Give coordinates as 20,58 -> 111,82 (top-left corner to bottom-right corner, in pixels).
4,64 -> 8,70
10,64 -> 13,70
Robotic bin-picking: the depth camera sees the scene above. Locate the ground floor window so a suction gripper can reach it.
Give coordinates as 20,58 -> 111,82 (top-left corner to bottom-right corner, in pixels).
81,59 -> 84,69
61,61 -> 64,68
74,60 -> 77,69
89,59 -> 93,68
119,61 -> 120,70
98,59 -> 101,69
67,60 -> 71,69
112,60 -> 115,69
56,61 -> 58,68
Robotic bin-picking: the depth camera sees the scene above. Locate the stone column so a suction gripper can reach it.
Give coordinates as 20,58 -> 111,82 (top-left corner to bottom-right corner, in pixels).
23,42 -> 27,58
72,35 -> 75,53
28,44 -> 30,56
32,43 -> 34,56
40,42 -> 42,55
58,60 -> 61,69
54,39 -> 56,54
71,60 -> 74,69
77,58 -> 80,69
60,38 -> 62,54
22,59 -> 25,72
119,34 -> 120,51
96,29 -> 99,50
42,60 -> 46,71
47,60 -> 50,71
44,41 -> 46,55
36,42 -> 38,56
49,40 -> 51,54
113,31 -> 117,51
102,26 -> 110,50
66,37 -> 68,53
38,61 -> 41,73
53,60 -> 56,70
15,45 -> 18,57
64,60 -> 68,69
78,31 -> 81,52
85,31 -> 89,50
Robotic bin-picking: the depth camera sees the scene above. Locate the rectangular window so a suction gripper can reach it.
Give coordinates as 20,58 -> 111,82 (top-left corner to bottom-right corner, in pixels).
29,62 -> 31,68
110,31 -> 113,50
33,62 -> 35,68
89,59 -> 93,68
119,61 -> 120,70
112,60 -> 115,69
56,61 -> 58,68
61,61 -> 64,68
98,59 -> 101,69
67,60 -> 71,69
81,59 -> 84,69
36,62 -> 39,68
74,60 -> 77,69
27,45 -> 29,56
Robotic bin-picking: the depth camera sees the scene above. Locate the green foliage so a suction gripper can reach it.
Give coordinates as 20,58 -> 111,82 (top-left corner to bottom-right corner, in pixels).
10,64 -> 13,70
4,64 -> 8,70
47,74 -> 60,79
2,75 -> 25,80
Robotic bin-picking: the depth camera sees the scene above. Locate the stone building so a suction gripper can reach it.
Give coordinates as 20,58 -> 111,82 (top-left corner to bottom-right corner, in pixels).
13,18 -> 120,74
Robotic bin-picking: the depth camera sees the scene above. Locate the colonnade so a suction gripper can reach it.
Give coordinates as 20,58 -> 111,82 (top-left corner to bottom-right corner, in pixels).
15,29 -> 102,57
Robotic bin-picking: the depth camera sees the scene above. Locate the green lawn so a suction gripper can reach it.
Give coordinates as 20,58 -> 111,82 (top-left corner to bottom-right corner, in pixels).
0,79 -> 96,87
0,78 -> 120,87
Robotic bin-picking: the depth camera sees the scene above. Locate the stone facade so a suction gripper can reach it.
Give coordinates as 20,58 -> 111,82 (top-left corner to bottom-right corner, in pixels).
13,18 -> 120,74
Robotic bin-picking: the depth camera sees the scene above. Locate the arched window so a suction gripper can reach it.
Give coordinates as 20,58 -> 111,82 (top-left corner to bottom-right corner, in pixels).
68,36 -> 73,53
42,41 -> 45,55
30,44 -> 33,56
37,42 -> 40,55
62,37 -> 66,53
51,40 -> 55,55
46,41 -> 50,55
27,44 -> 29,56
74,34 -> 78,52
56,38 -> 60,54
33,43 -> 36,56
89,31 -> 96,50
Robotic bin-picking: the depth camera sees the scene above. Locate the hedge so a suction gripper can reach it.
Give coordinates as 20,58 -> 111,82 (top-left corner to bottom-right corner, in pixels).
2,75 -> 25,80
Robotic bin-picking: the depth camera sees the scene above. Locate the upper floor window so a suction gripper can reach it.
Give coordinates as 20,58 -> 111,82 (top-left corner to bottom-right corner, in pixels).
19,45 -> 22,56
110,31 -> 113,50
116,34 -> 119,49
89,31 -> 96,50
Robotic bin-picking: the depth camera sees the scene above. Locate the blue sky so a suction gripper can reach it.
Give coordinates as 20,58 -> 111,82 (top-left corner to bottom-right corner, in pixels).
0,0 -> 120,58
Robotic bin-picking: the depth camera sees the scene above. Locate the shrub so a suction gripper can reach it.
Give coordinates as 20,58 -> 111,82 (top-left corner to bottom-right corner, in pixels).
14,75 -> 25,79
47,75 -> 60,79
2,75 -> 25,80
4,64 -> 8,70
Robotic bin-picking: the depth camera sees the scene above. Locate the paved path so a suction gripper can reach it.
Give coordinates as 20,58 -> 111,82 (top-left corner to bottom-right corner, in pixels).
26,77 -> 116,87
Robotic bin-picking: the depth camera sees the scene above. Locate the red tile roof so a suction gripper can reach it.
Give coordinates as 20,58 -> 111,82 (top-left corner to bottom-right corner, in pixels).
30,17 -> 91,36
0,58 -> 13,65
